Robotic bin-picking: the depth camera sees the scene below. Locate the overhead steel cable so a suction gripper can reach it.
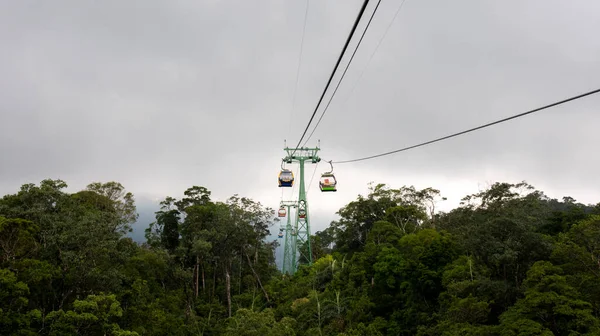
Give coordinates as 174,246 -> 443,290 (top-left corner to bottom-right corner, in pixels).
306,162 -> 319,195
290,0 -> 370,156
332,87 -> 600,164
302,0 -> 384,147
335,0 -> 409,112
282,0 -> 310,204
287,0 -> 311,138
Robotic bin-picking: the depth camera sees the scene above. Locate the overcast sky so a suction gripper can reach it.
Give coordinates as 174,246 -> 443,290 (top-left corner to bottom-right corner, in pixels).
1,0 -> 600,260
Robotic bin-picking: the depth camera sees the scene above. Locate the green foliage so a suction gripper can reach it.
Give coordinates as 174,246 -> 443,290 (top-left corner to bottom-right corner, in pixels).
498,261 -> 600,335
147,196 -> 182,253
223,308 -> 296,335
45,293 -> 134,335
1,179 -> 599,335
0,268 -> 41,334
0,216 -> 39,264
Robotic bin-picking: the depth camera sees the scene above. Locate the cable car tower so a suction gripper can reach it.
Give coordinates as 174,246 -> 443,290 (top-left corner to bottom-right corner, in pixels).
279,142 -> 321,274
279,200 -> 298,275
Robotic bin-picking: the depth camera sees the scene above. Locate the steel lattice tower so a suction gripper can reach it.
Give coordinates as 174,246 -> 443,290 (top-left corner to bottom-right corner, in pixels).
281,144 -> 320,275
280,200 -> 297,275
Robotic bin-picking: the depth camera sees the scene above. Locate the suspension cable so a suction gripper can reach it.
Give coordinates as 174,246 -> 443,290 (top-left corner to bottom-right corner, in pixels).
287,0 -> 311,138
302,0 -> 384,146
333,87 -> 600,164
290,0 -> 371,156
334,0 -> 409,115
306,162 -> 319,195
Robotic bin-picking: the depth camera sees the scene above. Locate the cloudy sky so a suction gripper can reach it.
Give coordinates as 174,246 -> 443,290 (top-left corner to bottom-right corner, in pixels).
1,0 -> 600,263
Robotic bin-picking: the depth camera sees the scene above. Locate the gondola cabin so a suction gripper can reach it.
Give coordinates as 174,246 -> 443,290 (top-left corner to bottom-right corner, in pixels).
298,209 -> 306,219
278,232 -> 283,238
278,169 -> 294,187
319,173 -> 337,192
278,207 -> 286,217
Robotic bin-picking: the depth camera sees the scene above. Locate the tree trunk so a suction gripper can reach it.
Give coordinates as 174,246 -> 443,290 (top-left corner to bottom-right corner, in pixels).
201,262 -> 206,292
225,267 -> 232,317
195,256 -> 199,298
255,245 -> 259,264
244,250 -> 270,302
239,252 -> 243,295
212,261 -> 217,300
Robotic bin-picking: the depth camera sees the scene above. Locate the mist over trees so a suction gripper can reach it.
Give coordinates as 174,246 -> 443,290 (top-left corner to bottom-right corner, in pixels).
1,179 -> 599,335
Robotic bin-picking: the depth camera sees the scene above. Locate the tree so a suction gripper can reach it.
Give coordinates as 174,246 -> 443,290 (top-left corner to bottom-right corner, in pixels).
330,183 -> 435,255
2,177 -> 600,335
499,261 -> 600,335
0,216 -> 38,264
154,197 -> 181,253
85,181 -> 138,235
0,268 -> 41,334
176,186 -> 212,212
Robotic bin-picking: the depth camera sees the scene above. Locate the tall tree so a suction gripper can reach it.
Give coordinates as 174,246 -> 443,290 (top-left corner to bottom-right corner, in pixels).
155,197 -> 181,253
85,181 -> 138,235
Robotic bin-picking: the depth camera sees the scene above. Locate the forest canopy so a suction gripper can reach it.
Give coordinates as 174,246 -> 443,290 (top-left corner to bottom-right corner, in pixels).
1,179 -> 599,335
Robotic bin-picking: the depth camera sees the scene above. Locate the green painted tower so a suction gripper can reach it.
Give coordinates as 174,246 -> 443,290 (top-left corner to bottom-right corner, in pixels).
280,200 -> 297,275
281,144 -> 320,274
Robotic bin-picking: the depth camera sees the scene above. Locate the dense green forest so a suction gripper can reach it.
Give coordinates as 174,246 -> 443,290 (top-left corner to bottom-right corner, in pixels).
1,179 -> 600,335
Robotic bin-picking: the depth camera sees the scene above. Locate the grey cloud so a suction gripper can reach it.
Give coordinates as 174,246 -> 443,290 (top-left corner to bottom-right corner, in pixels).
319,0 -> 600,190
1,0 -> 599,228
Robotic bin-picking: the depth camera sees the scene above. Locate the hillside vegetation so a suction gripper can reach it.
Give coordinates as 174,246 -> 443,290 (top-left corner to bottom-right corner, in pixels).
1,179 -> 600,335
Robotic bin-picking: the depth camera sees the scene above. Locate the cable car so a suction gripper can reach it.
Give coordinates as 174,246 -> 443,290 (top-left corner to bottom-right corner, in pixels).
319,173 -> 337,192
278,169 -> 294,187
298,209 -> 306,219
278,207 -> 286,217
278,232 -> 283,238
319,160 -> 337,192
